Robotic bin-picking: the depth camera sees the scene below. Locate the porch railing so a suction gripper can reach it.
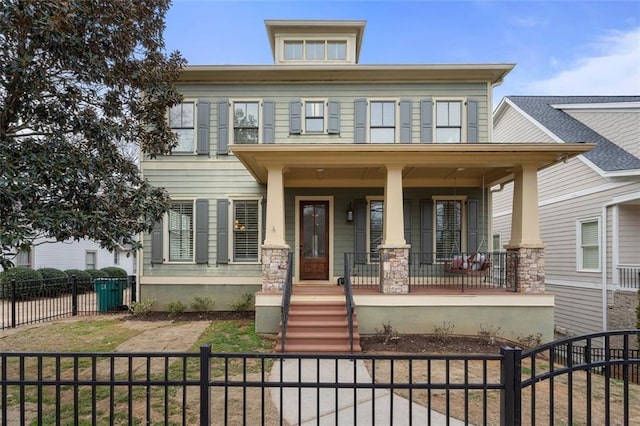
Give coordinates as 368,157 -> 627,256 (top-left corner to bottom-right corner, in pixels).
343,252 -> 518,292
618,264 -> 640,290
279,252 -> 294,352
342,253 -> 356,353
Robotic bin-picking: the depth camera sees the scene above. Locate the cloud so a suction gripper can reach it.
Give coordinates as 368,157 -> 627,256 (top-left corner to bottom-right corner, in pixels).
525,27 -> 640,95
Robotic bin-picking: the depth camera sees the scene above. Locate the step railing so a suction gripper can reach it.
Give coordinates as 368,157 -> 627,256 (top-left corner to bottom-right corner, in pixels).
279,252 -> 294,352
343,253 -> 356,353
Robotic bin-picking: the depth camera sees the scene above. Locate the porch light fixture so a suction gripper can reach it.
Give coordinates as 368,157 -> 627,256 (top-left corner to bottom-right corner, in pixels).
346,203 -> 354,223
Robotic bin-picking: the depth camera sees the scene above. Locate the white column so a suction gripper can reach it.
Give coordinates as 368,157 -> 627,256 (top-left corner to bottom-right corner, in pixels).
264,165 -> 286,246
382,165 -> 406,246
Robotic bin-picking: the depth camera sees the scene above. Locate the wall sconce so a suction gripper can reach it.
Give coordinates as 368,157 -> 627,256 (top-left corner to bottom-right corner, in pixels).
346,203 -> 354,223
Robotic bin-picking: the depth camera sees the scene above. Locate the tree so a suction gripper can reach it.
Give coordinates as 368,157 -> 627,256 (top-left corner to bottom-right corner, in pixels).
0,0 -> 186,269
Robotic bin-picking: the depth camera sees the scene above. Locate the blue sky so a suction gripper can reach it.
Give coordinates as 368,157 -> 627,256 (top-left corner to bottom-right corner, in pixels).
164,0 -> 640,106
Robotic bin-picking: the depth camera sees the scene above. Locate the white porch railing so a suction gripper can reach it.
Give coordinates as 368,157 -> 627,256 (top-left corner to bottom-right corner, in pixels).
617,264 -> 640,289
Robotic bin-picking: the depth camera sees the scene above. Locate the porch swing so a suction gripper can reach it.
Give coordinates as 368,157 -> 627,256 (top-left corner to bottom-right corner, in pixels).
443,174 -> 492,276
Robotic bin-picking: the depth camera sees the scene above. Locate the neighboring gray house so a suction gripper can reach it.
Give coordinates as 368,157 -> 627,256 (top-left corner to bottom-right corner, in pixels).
139,20 -> 591,347
492,96 -> 640,337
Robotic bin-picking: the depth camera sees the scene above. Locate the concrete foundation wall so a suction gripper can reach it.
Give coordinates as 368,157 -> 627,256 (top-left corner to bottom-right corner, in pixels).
140,284 -> 261,311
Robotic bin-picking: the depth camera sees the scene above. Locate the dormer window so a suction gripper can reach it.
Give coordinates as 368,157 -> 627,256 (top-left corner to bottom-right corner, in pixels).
282,39 -> 348,62
327,41 -> 346,60
284,41 -> 303,60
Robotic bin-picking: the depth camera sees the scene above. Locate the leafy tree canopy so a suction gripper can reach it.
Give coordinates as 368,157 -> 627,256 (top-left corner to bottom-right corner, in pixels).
0,0 -> 186,269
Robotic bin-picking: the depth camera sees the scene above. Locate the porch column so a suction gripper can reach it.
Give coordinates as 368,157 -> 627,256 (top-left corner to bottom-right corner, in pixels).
507,165 -> 545,294
379,165 -> 410,294
261,164 -> 290,292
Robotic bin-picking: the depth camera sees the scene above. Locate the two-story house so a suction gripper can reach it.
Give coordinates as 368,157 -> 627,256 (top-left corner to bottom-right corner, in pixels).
139,20 -> 591,349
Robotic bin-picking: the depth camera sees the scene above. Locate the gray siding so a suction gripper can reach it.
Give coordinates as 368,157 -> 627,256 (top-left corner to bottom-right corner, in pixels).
618,204 -> 640,265
493,105 -> 554,143
566,111 -> 640,158
548,283 -> 603,336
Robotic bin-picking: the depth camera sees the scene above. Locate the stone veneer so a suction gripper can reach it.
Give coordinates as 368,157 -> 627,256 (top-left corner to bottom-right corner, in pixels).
379,245 -> 410,294
261,245 -> 290,292
506,245 -> 545,294
608,289 -> 639,349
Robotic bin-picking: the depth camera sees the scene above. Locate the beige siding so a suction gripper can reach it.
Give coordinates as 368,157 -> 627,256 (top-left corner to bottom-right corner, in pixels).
493,105 -> 555,143
537,157 -> 606,201
567,111 -> 640,158
618,204 -> 640,264
492,181 -> 513,214
548,283 -> 603,336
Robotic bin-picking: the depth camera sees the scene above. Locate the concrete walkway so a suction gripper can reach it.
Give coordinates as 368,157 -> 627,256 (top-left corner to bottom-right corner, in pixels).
269,358 -> 466,425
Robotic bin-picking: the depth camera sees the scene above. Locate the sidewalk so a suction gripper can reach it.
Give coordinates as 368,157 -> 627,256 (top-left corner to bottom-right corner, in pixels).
269,358 -> 466,425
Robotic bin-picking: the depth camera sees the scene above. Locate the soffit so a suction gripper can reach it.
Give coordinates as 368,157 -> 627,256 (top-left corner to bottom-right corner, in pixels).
231,143 -> 594,188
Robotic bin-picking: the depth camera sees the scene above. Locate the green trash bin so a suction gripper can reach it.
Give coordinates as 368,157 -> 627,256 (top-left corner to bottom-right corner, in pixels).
94,278 -> 127,313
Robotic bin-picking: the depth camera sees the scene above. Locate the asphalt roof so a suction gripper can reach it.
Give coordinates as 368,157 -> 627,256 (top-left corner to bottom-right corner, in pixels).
506,96 -> 640,172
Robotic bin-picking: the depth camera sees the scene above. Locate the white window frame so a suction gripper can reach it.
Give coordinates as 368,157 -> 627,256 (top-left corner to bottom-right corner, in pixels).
113,251 -> 119,265
229,99 -> 263,145
164,199 -> 196,264
168,99 -> 197,153
433,97 -> 466,143
368,98 -> 399,143
302,99 -> 327,134
576,217 -> 601,272
228,197 -> 263,264
366,196 -> 384,263
492,233 -> 502,252
85,250 -> 97,270
432,195 -> 467,261
15,249 -> 32,268
280,37 -> 350,63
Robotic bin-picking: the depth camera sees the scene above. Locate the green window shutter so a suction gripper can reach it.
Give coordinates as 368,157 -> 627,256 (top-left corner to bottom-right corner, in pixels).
289,99 -> 301,134
399,99 -> 412,143
195,199 -> 209,264
420,199 -> 433,264
404,200 -> 412,246
420,98 -> 433,143
354,99 -> 367,143
150,220 -> 163,264
467,199 -> 478,252
354,199 -> 367,264
216,199 -> 229,265
261,198 -> 267,244
217,99 -> 229,154
196,100 -> 210,155
263,100 -> 275,143
467,99 -> 478,143
327,100 -> 341,134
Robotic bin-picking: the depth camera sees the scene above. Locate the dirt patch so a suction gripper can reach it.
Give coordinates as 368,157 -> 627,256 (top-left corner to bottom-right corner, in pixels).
124,310 -> 254,322
361,334 -> 508,354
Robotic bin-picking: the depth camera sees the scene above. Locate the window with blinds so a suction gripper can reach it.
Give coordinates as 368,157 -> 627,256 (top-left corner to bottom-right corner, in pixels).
580,220 -> 599,270
436,200 -> 462,260
168,201 -> 194,262
233,200 -> 259,262
369,200 -> 384,262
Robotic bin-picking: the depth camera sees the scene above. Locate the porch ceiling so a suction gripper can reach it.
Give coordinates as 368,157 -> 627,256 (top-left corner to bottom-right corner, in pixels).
231,143 -> 594,188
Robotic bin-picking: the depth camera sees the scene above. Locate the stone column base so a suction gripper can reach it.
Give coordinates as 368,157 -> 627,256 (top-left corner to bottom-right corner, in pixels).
261,244 -> 290,292
506,245 -> 545,294
379,245 -> 410,294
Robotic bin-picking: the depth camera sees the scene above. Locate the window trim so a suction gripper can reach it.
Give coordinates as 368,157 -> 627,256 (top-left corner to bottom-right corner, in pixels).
433,97 -> 466,144
302,98 -> 327,134
85,250 -> 97,270
228,196 -> 263,264
229,99 -> 263,145
279,37 -> 350,63
576,217 -> 601,272
164,199 -> 196,264
168,99 -> 198,153
432,195 -> 467,260
368,98 -> 399,143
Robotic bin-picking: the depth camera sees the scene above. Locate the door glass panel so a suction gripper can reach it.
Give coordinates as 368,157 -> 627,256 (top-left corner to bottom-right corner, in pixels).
302,203 -> 326,258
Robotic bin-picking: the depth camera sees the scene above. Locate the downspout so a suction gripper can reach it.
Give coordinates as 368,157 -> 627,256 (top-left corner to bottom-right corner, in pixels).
601,200 -> 618,332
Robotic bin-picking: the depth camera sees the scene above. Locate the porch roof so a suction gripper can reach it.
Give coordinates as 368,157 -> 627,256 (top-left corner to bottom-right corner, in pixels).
230,143 -> 594,187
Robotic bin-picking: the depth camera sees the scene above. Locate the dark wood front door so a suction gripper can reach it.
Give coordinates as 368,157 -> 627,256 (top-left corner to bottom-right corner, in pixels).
300,201 -> 329,280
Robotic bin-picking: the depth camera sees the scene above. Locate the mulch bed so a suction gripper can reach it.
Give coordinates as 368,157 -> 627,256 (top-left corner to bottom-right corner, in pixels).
123,311 -> 255,322
360,334 -> 510,354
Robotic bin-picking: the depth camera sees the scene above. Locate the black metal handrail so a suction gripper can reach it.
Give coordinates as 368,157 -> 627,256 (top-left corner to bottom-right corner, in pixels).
343,253 -> 355,353
279,252 -> 294,352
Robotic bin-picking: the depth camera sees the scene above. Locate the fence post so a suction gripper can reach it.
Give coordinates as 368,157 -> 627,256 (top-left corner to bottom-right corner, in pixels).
501,346 -> 522,426
10,279 -> 16,328
71,275 -> 78,316
200,344 -> 211,426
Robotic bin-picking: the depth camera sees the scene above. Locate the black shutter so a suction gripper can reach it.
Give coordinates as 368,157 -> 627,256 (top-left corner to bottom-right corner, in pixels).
354,199 -> 367,264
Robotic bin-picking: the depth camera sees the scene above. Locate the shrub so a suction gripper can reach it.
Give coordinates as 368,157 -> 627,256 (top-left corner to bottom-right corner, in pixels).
167,300 -> 186,317
191,296 -> 215,312
230,292 -> 254,311
130,299 -> 156,316
374,321 -> 398,344
38,268 -> 69,295
86,269 -> 109,279
433,321 -> 455,342
477,323 -> 503,345
100,266 -> 128,278
64,269 -> 93,293
0,267 -> 44,299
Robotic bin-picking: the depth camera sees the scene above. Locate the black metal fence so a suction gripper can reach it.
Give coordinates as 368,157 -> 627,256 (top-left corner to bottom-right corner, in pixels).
2,331 -> 638,425
345,251 -> 517,292
0,275 -> 136,330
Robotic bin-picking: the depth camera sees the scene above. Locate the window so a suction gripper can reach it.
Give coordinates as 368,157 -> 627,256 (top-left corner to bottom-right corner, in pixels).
232,102 -> 259,144
370,101 -> 395,143
578,219 -> 600,271
85,251 -> 97,270
306,41 -> 325,60
327,41 -> 347,60
368,200 -> 384,261
168,201 -> 194,262
282,40 -> 348,62
492,233 -> 502,252
305,101 -> 324,133
113,251 -> 119,265
435,200 -> 462,260
284,41 -> 303,60
169,102 -> 195,152
232,200 -> 260,262
15,250 -> 31,268
436,101 -> 462,143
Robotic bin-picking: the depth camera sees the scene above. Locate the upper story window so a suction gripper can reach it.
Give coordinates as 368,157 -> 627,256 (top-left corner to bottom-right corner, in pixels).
577,218 -> 600,271
305,101 -> 324,133
436,101 -> 462,143
233,101 -> 259,144
169,102 -> 196,152
327,41 -> 347,60
370,101 -> 396,143
282,39 -> 348,62
284,41 -> 303,60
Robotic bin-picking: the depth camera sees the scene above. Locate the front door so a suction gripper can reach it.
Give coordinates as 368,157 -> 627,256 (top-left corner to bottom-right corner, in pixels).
300,201 -> 329,280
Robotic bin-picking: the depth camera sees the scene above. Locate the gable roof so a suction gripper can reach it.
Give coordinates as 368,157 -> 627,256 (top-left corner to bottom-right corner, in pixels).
505,96 -> 640,172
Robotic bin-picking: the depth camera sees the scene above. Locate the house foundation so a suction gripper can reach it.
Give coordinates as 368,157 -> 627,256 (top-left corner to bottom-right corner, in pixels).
261,245 -> 290,292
